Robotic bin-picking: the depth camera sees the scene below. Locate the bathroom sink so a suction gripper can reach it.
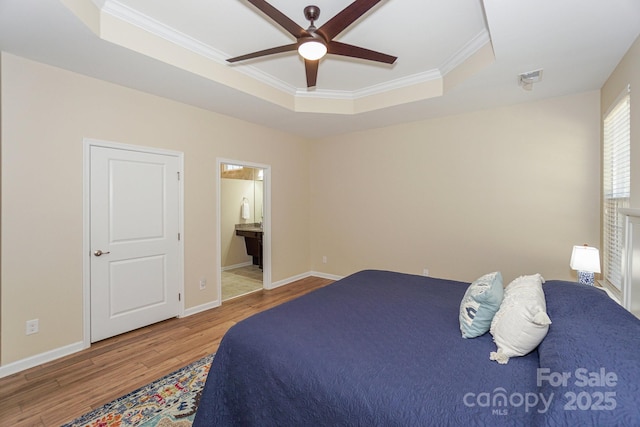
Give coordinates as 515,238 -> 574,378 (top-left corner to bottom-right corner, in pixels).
235,223 -> 263,233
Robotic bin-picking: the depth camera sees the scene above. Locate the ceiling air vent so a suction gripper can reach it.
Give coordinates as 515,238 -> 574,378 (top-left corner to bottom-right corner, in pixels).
518,69 -> 543,91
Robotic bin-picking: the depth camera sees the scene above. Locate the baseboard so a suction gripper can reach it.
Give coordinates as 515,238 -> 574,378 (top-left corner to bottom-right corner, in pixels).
269,271 -> 312,289
182,299 -> 221,317
0,271 -> 343,377
0,340 -> 86,379
310,271 -> 344,281
269,270 -> 344,289
221,261 -> 253,272
183,271 -> 338,315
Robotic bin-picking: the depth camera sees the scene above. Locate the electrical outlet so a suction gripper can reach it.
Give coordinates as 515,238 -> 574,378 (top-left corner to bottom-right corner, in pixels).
199,278 -> 207,290
26,319 -> 39,335
422,268 -> 429,277
322,256 -> 327,264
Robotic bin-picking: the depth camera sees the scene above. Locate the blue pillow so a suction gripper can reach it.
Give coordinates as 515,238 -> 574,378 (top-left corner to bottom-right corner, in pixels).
459,272 -> 504,338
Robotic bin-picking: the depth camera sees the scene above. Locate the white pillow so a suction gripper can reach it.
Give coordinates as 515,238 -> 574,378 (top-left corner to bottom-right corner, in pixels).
489,274 -> 551,364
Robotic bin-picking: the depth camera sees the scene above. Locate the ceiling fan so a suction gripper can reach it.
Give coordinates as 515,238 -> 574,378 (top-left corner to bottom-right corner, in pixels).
227,0 -> 397,88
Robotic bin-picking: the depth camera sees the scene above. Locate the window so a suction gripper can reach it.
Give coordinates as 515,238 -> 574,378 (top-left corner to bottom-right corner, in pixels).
603,86 -> 631,291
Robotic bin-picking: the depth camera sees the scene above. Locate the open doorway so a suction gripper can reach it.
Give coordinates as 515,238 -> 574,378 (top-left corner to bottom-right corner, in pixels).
217,159 -> 270,302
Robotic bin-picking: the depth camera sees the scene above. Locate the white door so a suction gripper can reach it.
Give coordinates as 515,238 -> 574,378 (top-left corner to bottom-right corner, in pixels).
90,145 -> 181,342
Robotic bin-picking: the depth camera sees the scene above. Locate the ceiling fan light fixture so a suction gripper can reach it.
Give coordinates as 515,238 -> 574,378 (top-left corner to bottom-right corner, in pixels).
227,2 -> 396,88
298,40 -> 327,61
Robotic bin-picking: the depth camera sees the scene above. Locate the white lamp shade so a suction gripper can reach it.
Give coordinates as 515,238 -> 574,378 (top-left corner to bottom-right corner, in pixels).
570,245 -> 601,273
298,40 -> 327,60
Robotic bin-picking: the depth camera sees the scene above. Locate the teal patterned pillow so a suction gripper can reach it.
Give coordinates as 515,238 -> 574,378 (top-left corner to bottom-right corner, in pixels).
459,272 -> 504,338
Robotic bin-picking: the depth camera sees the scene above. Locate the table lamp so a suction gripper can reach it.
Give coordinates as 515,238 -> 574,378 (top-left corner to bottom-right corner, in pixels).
570,245 -> 601,286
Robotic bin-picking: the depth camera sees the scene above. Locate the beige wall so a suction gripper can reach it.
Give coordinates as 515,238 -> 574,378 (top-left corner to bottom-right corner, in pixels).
0,50 -> 605,368
310,91 -> 601,283
0,53 -> 311,364
601,34 -> 640,209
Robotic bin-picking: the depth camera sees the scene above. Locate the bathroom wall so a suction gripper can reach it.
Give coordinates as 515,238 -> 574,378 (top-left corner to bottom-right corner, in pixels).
221,177 -> 257,268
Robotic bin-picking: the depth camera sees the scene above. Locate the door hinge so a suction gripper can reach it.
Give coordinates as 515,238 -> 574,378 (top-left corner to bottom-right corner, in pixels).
177,171 -> 180,180
178,293 -> 181,301
178,232 -> 181,241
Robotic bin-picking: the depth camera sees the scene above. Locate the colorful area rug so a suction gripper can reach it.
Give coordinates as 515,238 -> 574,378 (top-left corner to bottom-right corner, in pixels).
62,354 -> 214,427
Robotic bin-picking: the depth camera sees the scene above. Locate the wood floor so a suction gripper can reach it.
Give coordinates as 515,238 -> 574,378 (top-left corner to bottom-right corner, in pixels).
0,275 -> 333,427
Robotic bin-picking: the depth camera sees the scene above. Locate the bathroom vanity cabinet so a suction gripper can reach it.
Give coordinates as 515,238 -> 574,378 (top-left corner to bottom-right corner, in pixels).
235,224 -> 263,269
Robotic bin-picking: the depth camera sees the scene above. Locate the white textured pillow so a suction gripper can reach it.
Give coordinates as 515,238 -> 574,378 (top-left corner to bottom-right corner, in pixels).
489,274 -> 551,364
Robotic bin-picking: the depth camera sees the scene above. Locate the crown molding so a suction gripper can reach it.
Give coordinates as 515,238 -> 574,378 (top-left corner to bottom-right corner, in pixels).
99,0 -> 487,98
95,0 -> 491,112
440,29 -> 492,76
296,69 -> 443,100
101,0 -> 225,62
100,0 -> 300,95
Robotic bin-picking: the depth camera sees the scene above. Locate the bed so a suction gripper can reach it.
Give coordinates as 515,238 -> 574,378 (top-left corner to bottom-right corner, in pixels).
193,269 -> 640,426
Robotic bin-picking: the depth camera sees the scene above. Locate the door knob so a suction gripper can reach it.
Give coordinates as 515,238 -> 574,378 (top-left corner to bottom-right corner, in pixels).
94,250 -> 111,256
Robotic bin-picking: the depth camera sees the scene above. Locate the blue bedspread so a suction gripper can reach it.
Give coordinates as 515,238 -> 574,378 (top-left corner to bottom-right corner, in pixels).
193,270 -> 640,426
536,280 -> 640,426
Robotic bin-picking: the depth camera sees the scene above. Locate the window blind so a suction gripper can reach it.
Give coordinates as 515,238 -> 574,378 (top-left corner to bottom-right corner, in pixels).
603,87 -> 630,290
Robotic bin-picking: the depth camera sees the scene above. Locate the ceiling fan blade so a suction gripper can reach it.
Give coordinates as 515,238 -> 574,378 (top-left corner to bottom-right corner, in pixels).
327,41 -> 397,64
227,43 -> 298,63
317,0 -> 382,40
305,59 -> 319,87
247,0 -> 307,38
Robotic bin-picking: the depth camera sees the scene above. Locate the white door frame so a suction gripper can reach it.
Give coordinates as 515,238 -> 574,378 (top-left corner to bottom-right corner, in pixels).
82,138 -> 185,348
217,158 -> 272,300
